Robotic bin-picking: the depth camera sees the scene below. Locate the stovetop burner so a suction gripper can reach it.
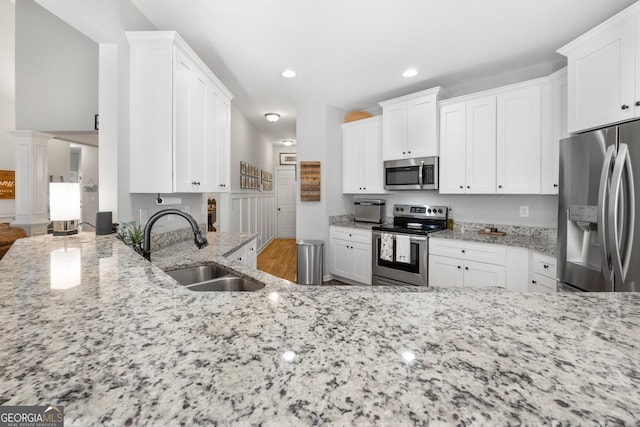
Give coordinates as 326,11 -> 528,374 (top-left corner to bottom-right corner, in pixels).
372,204 -> 448,236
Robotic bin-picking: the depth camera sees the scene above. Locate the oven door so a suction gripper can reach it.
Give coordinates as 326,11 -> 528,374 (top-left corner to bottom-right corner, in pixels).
371,231 -> 428,286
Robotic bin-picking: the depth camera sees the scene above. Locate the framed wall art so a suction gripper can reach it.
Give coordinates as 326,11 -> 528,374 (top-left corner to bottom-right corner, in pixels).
279,152 -> 297,165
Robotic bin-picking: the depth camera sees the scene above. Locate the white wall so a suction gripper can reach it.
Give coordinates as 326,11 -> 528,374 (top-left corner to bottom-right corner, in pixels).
0,0 -> 15,221
348,192 -> 558,228
47,139 -> 70,183
296,101 -> 347,277
15,0 -> 98,131
230,105 -> 274,192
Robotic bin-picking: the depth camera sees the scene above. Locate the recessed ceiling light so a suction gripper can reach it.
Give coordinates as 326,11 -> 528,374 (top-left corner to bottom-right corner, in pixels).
282,140 -> 294,146
402,68 -> 418,78
265,113 -> 280,122
281,69 -> 297,78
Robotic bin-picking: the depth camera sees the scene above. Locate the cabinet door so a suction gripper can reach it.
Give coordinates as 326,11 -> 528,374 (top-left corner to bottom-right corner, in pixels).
567,18 -> 635,133
439,102 -> 466,194
382,103 -> 407,160
216,96 -> 231,192
330,240 -> 352,279
351,242 -> 372,285
428,255 -> 463,287
407,95 -> 438,157
362,119 -> 384,193
174,51 -> 193,192
463,260 -> 506,288
542,70 -> 567,194
496,85 -> 541,194
342,124 -> 363,193
466,96 -> 497,194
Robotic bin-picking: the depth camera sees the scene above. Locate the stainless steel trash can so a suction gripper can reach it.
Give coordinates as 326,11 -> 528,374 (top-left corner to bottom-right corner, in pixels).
296,240 -> 324,285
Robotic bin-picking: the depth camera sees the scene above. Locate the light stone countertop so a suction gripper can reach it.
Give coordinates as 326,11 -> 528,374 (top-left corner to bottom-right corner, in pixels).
0,232 -> 639,426
330,216 -> 558,257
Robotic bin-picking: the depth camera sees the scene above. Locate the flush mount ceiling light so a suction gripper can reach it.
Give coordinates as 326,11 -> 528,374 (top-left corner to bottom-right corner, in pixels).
282,140 -> 294,146
281,69 -> 297,78
402,68 -> 418,78
265,113 -> 280,122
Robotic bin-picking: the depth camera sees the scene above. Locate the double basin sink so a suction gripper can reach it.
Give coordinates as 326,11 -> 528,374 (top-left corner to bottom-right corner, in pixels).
165,264 -> 265,292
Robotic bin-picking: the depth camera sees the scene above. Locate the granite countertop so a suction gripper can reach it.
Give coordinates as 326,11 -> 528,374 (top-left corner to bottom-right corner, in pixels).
1,232 -> 639,425
431,229 -> 558,257
330,215 -> 558,257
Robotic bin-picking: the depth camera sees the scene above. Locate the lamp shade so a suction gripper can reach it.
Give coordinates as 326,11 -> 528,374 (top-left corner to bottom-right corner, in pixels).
50,183 -> 81,221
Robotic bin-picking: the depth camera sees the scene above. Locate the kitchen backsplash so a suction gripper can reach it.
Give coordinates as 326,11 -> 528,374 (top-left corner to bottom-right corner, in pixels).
150,223 -> 208,252
454,221 -> 557,239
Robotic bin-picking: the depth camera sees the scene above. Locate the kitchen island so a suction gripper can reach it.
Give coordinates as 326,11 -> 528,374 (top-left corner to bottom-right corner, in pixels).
1,232 -> 639,425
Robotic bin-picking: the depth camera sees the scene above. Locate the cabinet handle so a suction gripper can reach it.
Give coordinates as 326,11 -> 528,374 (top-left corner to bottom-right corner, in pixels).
461,249 -> 465,253
531,280 -> 537,284
402,151 -> 406,155
457,265 -> 461,269
636,101 -> 640,107
465,267 -> 469,270
498,185 -> 503,189
408,151 -> 411,154
553,184 -> 559,188
543,264 -> 549,269
459,185 -> 463,189
466,186 -> 470,189
622,105 -> 630,110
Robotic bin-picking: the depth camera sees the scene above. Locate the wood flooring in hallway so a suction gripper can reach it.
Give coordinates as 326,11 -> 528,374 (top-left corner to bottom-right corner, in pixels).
257,239 -> 297,282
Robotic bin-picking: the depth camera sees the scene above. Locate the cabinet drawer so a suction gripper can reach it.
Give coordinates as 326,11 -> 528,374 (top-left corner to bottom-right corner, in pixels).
529,273 -> 556,293
330,226 -> 371,245
532,252 -> 556,279
429,238 -> 506,265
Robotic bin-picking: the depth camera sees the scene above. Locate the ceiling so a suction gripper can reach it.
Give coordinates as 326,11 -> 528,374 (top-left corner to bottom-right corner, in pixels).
130,0 -> 637,146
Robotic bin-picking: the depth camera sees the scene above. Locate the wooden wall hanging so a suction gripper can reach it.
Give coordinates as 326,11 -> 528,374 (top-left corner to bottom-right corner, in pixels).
300,161 -> 320,201
0,170 -> 15,200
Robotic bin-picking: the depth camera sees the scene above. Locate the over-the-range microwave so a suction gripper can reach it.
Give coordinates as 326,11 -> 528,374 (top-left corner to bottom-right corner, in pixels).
383,156 -> 438,190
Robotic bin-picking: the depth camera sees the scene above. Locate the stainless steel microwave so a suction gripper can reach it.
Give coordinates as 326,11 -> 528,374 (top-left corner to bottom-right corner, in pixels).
383,156 -> 438,190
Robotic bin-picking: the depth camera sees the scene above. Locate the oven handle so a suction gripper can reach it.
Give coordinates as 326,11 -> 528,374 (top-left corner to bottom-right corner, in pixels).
372,231 -> 427,242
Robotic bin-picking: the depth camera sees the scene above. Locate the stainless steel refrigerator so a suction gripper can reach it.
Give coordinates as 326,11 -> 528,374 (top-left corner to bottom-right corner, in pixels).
558,120 -> 639,292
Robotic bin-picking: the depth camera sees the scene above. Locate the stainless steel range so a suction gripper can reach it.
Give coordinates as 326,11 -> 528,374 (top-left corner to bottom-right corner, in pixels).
371,204 -> 448,286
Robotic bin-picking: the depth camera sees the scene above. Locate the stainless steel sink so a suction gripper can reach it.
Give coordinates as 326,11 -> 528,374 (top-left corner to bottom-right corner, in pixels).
166,265 -> 231,286
165,264 -> 265,292
186,277 -> 265,292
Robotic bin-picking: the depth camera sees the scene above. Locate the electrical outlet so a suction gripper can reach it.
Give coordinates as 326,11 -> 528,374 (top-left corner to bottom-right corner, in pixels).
184,205 -> 191,213
519,206 -> 529,218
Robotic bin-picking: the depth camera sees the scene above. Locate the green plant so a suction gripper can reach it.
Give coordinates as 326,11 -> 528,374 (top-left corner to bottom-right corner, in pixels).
115,223 -> 144,246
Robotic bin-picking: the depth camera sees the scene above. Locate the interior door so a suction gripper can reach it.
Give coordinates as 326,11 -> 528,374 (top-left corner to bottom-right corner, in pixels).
276,168 -> 296,238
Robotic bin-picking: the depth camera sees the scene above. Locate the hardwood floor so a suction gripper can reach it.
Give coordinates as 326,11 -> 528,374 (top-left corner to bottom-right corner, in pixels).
257,239 -> 297,282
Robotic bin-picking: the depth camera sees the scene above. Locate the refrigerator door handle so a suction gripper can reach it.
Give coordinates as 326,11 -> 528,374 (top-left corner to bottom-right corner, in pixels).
598,145 -> 616,288
608,143 -> 635,286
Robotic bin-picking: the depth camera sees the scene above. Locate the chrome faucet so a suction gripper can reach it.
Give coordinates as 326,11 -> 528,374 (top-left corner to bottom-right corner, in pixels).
142,208 -> 208,261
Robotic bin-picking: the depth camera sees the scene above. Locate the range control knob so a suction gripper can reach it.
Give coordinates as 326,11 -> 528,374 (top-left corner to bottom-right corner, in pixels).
438,209 -> 443,214
427,209 -> 432,213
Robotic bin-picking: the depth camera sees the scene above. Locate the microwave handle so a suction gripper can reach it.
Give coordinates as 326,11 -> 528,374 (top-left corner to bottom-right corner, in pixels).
418,160 -> 424,189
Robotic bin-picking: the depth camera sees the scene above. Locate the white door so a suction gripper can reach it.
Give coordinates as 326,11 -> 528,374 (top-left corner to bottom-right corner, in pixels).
276,168 -> 296,238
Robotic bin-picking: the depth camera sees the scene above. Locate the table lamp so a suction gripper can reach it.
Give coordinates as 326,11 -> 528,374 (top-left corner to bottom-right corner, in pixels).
49,182 -> 81,236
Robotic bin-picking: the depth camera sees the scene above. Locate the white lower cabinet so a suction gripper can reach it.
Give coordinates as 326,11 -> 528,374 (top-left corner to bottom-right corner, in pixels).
529,252 -> 557,293
330,226 -> 372,285
226,237 -> 257,269
429,237 -> 555,292
429,238 -> 506,289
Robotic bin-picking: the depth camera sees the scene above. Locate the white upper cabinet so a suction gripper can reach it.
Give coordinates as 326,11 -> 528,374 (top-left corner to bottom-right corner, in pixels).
127,31 -> 233,194
558,3 -> 640,133
342,116 -> 384,194
380,87 -> 444,160
496,83 -> 541,194
439,72 -> 566,195
439,96 -> 496,194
